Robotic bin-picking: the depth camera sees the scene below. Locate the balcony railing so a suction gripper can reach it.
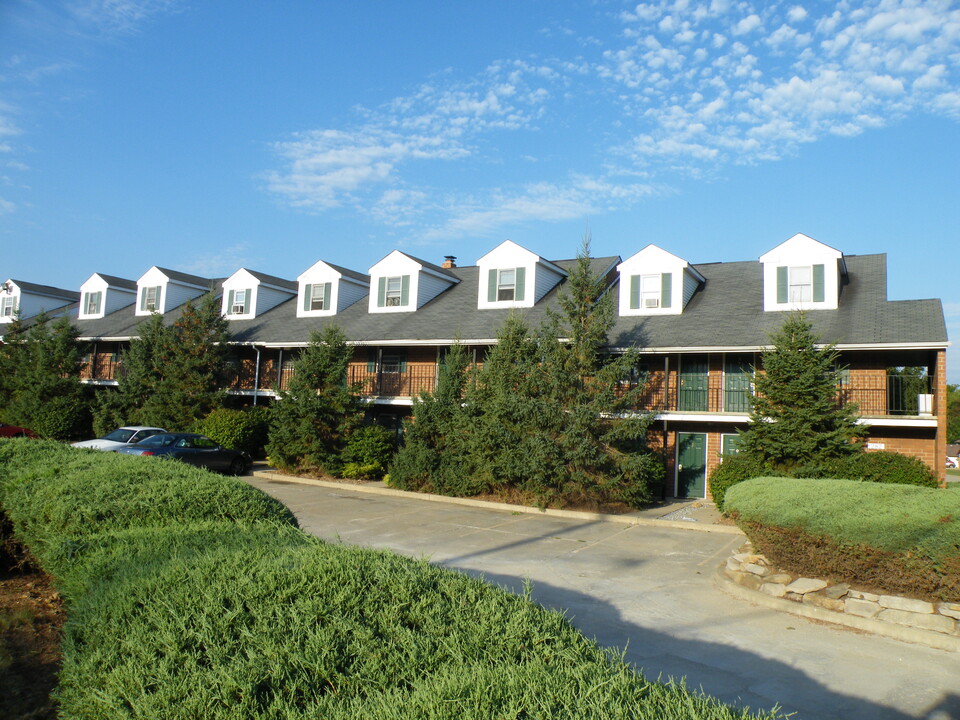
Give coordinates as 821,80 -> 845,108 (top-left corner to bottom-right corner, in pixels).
347,365 -> 438,397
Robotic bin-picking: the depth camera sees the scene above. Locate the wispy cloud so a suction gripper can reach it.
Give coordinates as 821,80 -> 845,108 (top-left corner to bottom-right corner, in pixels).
68,0 -> 182,36
261,1 -> 960,242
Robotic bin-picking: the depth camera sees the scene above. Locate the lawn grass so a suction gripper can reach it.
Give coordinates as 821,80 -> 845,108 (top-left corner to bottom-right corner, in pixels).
1,439 -> 781,720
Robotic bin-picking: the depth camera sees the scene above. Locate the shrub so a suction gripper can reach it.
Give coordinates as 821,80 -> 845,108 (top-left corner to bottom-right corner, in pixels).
708,454 -> 784,511
794,450 -> 937,488
193,406 -> 272,457
341,424 -> 395,479
725,476 -> 960,601
0,438 -> 777,720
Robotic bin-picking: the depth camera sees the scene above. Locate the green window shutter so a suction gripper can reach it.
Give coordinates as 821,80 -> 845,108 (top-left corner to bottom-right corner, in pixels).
488,269 -> 498,302
776,266 -> 788,303
629,275 -> 639,310
227,290 -> 235,312
323,283 -> 332,310
400,275 -> 410,306
140,288 -> 148,311
377,277 -> 386,307
303,284 -> 312,311
661,272 -> 672,309
244,289 -> 251,312
398,349 -> 408,373
367,348 -> 377,372
515,267 -> 525,301
813,264 -> 825,302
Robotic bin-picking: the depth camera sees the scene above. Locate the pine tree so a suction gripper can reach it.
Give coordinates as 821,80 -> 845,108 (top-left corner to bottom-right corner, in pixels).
737,312 -> 867,470
265,325 -> 361,473
0,313 -> 90,439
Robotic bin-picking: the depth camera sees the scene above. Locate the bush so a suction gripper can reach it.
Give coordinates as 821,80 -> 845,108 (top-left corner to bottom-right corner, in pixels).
341,424 -> 395,479
794,450 -> 937,488
725,476 -> 960,601
708,454 -> 784,511
193,406 -> 272,457
0,438 -> 777,720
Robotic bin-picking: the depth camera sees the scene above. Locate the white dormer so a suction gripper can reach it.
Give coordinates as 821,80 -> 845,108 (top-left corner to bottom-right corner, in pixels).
759,233 -> 846,312
0,279 -> 79,324
135,267 -> 212,316
476,240 -> 567,310
78,273 -> 137,320
297,260 -> 369,318
221,269 -> 297,320
617,245 -> 704,316
367,251 -> 458,314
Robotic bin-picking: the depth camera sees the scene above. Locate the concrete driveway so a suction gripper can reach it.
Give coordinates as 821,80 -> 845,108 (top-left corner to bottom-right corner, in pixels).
246,476 -> 960,720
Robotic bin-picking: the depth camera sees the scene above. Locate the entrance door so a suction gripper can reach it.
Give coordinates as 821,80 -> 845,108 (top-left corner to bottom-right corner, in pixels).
676,432 -> 707,498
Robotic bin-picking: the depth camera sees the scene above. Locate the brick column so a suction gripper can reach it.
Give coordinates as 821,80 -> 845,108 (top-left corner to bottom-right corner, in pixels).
935,349 -> 947,487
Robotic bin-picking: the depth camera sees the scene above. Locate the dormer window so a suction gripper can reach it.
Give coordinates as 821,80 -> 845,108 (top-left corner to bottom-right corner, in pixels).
84,291 -> 102,315
629,273 -> 672,310
227,289 -> 251,316
1,296 -> 15,317
306,283 -> 331,311
488,267 -> 526,302
140,286 -> 161,312
378,275 -> 409,308
778,265 -> 824,304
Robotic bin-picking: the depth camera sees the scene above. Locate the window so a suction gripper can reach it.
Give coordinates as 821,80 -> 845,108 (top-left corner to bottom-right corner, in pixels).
381,353 -> 402,373
0,296 -> 15,317
486,267 -> 526,303
310,283 -> 326,310
377,275 -> 409,308
84,291 -> 102,315
629,273 -> 672,310
228,289 -> 251,315
140,286 -> 161,312
776,265 -> 825,304
385,276 -> 403,306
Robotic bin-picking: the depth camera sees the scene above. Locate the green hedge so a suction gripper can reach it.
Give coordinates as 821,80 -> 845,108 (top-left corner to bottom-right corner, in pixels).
725,477 -> 960,601
0,439 -> 779,720
193,406 -> 272,457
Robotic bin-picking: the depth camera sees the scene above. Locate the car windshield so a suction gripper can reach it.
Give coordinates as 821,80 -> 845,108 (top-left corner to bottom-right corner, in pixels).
103,429 -> 135,442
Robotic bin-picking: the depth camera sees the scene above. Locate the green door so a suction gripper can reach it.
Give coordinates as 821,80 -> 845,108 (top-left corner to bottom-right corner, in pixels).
676,432 -> 707,498
724,357 -> 753,412
678,358 -> 708,411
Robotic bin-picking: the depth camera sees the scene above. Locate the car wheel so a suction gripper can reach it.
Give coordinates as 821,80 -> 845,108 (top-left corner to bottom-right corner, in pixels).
229,457 -> 248,476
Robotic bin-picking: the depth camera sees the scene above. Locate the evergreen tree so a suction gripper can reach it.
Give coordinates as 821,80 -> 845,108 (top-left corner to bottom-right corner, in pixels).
737,312 -> 867,470
96,293 -> 231,432
0,313 -> 90,439
265,325 -> 361,473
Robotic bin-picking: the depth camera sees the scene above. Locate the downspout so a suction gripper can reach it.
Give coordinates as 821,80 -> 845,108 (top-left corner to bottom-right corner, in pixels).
277,349 -> 283,390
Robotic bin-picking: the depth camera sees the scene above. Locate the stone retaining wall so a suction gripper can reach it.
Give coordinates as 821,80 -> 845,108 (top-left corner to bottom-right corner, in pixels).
724,542 -> 960,641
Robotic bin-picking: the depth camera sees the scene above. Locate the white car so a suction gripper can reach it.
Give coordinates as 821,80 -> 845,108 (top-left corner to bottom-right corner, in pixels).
72,426 -> 167,451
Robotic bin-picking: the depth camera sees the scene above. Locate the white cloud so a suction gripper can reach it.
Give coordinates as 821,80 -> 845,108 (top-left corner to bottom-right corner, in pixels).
787,6 -> 808,23
180,243 -> 257,278
0,197 -> 14,214
68,0 -> 182,36
732,14 -> 762,35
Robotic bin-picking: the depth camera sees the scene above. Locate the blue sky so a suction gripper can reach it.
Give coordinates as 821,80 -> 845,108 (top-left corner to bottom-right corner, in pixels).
2,1 -> 958,380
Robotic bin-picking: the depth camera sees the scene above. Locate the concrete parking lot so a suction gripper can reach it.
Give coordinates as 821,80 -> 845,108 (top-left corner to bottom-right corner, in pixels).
246,475 -> 960,720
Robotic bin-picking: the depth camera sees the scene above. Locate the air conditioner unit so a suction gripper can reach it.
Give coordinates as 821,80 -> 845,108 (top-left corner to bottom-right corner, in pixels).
644,297 -> 659,308
232,304 -> 246,314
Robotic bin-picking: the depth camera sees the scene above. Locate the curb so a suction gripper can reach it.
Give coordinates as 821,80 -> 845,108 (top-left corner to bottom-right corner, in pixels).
250,470 -> 745,535
716,566 -> 960,653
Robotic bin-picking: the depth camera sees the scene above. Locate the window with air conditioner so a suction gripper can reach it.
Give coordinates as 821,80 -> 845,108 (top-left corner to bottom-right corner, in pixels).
640,274 -> 661,308
385,276 -> 403,306
228,289 -> 250,315
140,286 -> 160,312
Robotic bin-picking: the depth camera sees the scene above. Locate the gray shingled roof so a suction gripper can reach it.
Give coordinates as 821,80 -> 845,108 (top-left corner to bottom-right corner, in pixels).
243,270 -> 298,291
9,280 -> 80,302
153,267 -> 217,288
92,274 -> 137,290
323,262 -> 370,284
72,253 -> 947,349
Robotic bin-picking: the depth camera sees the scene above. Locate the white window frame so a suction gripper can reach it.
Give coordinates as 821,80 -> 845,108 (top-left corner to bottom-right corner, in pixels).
788,266 -> 812,303
385,276 -> 403,307
0,296 -> 15,317
141,286 -> 160,312
497,269 -> 516,301
640,274 -> 661,309
309,283 -> 327,311
229,289 -> 251,315
84,291 -> 102,315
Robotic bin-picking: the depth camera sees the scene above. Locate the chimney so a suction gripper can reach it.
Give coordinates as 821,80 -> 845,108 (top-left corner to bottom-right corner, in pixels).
442,255 -> 457,269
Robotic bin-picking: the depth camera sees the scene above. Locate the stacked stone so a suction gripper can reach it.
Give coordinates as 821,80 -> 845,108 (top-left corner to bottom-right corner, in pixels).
724,543 -> 960,638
